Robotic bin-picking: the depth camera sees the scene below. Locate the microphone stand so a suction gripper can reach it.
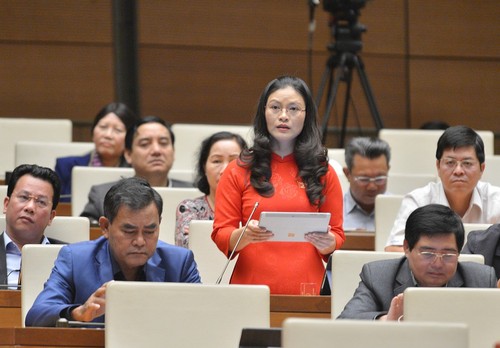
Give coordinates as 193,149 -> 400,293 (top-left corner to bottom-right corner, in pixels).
215,202 -> 259,285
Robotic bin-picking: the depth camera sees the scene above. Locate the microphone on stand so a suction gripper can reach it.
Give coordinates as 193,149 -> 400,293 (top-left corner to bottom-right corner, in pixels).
215,201 -> 259,285
308,0 -> 320,33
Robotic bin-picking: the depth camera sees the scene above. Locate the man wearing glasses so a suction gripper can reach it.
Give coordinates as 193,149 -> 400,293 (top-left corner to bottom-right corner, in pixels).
385,125 -> 500,251
338,204 -> 497,320
342,137 -> 391,231
0,164 -> 64,289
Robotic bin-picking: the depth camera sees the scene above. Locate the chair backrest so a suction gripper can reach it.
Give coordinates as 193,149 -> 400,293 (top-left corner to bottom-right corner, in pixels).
168,168 -> 195,183
188,220 -> 236,284
386,173 -> 436,195
0,118 -> 72,180
331,250 -> 404,319
0,216 -> 89,243
327,148 -> 346,168
15,141 -> 94,169
379,129 -> 494,175
374,194 -> 404,251
154,187 -> 203,244
170,123 -> 253,172
105,282 -> 270,348
281,318 -> 468,348
482,155 -> 500,187
404,287 -> 500,348
328,159 -> 348,195
463,223 -> 492,245
21,244 -> 64,327
71,166 -> 135,216
330,250 -> 482,319
0,185 -> 6,206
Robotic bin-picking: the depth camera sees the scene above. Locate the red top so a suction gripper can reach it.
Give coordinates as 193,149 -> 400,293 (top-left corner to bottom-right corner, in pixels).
212,153 -> 344,294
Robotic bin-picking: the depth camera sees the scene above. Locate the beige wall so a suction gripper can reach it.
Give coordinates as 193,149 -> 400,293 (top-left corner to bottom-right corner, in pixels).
0,0 -> 498,150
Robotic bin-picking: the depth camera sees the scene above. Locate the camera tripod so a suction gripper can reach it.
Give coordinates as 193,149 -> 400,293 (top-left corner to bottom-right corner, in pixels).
315,47 -> 384,147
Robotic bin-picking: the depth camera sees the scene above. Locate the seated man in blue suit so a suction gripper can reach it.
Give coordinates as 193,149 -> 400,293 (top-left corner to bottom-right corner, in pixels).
26,177 -> 201,327
338,204 -> 497,321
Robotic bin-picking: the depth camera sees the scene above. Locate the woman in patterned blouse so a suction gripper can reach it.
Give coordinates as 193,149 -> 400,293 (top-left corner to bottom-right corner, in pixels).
175,131 -> 247,248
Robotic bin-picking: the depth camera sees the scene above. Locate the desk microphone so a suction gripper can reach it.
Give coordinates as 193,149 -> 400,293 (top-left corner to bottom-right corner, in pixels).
0,284 -> 22,290
56,318 -> 105,328
215,201 -> 259,285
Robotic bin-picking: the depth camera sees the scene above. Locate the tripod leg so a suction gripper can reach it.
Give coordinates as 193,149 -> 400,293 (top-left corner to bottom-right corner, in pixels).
319,53 -> 348,144
339,67 -> 353,148
352,56 -> 384,129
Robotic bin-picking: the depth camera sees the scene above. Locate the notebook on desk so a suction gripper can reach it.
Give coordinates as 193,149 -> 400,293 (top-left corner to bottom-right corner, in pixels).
258,212 -> 330,242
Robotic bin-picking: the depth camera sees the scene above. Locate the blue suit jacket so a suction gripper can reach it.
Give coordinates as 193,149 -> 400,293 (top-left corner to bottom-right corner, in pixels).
55,153 -> 92,202
25,237 -> 201,327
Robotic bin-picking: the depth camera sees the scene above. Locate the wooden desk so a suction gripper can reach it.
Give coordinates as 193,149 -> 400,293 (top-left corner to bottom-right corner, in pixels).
55,202 -> 72,216
342,231 -> 374,251
270,295 -> 330,327
90,227 -> 102,240
0,290 -> 21,327
0,327 -> 104,347
1,290 -> 328,329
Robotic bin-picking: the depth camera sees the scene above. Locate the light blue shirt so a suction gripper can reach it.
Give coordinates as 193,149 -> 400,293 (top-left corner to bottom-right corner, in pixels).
4,231 -> 49,289
342,190 -> 375,232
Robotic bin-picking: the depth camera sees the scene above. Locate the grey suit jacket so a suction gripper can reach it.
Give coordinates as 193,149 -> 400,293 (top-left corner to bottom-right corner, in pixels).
0,232 -> 65,285
80,178 -> 193,224
462,224 -> 500,279
337,257 -> 497,320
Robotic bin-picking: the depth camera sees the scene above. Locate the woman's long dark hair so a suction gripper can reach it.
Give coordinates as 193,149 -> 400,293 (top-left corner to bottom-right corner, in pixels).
240,76 -> 328,207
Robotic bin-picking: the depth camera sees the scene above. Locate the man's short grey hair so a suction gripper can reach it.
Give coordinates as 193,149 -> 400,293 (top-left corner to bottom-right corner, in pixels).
344,137 -> 391,171
103,177 -> 163,223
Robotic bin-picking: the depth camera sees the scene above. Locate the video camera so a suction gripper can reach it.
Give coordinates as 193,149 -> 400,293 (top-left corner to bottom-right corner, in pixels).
322,0 -> 369,53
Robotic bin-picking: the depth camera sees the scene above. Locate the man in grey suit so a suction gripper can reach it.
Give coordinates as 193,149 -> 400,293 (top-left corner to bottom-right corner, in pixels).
338,204 -> 497,321
462,224 -> 500,279
80,116 -> 192,225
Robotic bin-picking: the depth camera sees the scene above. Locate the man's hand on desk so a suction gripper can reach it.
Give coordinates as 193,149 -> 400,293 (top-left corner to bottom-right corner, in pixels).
71,282 -> 109,322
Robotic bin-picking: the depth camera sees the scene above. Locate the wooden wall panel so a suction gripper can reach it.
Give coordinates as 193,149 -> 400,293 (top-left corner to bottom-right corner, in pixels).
409,59 -> 499,130
140,46 -> 315,125
138,0 -> 405,55
0,0 -> 111,43
139,47 -> 405,130
0,44 -> 114,122
408,0 -> 500,58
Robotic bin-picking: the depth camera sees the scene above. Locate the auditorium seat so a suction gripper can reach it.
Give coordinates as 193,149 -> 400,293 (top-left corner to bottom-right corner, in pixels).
0,118 -> 72,180
154,187 -> 203,244
374,194 -> 404,251
188,220 -> 236,284
21,244 -> 64,327
0,216 -> 89,243
404,287 -> 500,348
379,128 -> 494,176
15,141 -> 94,170
170,123 -> 253,172
282,318 -> 468,348
481,155 -> 500,187
71,166 -> 135,216
105,282 -> 270,348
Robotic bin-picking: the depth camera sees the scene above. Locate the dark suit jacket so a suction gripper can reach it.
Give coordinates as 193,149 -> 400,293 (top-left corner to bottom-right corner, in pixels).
0,232 -> 65,285
337,257 -> 497,320
55,153 -> 131,202
55,153 -> 92,202
462,224 -> 500,279
25,236 -> 201,327
80,178 -> 193,224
